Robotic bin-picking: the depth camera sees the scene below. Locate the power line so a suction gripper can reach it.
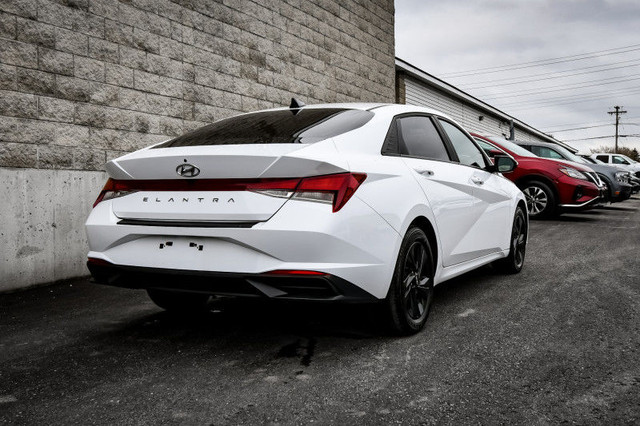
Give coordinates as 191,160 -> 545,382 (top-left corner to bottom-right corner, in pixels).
563,134 -> 640,142
460,57 -> 640,88
463,60 -> 640,90
562,135 -> 616,142
505,92 -> 640,112
546,124 -> 614,133
499,86 -> 640,108
483,74 -> 640,100
544,116 -> 640,129
441,43 -> 640,78
547,123 -> 640,133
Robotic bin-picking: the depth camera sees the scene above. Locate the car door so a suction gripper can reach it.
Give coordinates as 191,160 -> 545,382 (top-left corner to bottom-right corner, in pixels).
435,118 -> 514,262
384,114 -> 498,267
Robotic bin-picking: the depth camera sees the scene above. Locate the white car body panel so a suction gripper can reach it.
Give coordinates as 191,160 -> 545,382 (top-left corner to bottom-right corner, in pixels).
86,103 -> 526,301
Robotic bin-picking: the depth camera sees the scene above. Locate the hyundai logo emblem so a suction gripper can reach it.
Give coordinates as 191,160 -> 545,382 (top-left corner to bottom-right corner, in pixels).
176,163 -> 200,177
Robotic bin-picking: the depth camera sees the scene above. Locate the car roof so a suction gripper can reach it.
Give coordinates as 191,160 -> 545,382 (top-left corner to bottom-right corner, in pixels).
253,103 -> 456,119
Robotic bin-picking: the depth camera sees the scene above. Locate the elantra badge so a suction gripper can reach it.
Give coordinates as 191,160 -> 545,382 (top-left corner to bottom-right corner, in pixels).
176,163 -> 200,177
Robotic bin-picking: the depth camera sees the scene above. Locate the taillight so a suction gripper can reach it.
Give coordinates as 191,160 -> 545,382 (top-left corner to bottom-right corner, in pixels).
294,173 -> 367,212
92,173 -> 366,212
93,178 -> 137,207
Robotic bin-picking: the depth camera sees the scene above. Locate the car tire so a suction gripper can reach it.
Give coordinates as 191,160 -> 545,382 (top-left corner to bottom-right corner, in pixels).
520,180 -> 557,219
493,206 -> 527,274
385,227 -> 435,335
147,289 -> 211,313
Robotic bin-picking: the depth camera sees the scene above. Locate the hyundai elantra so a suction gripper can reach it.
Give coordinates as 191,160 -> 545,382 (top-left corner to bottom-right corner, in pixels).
86,102 -> 528,334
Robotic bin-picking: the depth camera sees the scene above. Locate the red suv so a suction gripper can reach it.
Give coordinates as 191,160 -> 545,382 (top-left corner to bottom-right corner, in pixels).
472,134 -> 603,218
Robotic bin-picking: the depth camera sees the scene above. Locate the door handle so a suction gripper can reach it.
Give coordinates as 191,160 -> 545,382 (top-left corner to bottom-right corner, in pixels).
471,176 -> 484,185
414,169 -> 434,176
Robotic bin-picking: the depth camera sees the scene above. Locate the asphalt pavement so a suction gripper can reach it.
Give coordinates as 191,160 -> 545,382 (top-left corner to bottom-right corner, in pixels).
1,198 -> 640,425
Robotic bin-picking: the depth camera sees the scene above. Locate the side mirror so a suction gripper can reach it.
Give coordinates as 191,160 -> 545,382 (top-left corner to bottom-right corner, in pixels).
492,155 -> 517,173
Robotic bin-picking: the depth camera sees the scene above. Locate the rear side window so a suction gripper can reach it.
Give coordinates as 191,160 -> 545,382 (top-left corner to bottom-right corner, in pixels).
155,108 -> 374,147
596,155 -> 609,163
386,116 -> 450,160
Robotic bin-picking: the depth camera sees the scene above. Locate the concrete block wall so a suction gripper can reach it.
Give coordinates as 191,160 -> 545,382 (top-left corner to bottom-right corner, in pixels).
0,0 -> 395,291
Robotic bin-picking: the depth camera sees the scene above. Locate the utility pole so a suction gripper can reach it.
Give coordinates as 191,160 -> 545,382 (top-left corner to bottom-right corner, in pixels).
608,106 -> 627,153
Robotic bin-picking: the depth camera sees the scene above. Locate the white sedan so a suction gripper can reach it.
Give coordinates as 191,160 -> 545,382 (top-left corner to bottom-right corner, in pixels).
86,102 -> 528,334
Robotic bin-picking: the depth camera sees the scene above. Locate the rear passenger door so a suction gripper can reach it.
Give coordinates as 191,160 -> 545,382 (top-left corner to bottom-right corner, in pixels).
383,114 -> 499,267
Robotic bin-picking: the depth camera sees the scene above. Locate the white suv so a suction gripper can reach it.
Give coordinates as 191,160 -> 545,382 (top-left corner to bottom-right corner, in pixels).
591,153 -> 640,177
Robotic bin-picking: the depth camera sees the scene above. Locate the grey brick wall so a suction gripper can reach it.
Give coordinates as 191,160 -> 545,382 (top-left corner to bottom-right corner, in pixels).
0,0 -> 395,171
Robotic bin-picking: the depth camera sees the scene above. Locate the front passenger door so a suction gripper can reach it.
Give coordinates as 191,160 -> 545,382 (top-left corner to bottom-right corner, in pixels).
436,118 -> 514,259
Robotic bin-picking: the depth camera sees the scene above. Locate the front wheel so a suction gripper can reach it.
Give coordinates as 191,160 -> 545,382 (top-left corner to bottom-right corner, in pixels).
493,206 -> 527,274
385,227 -> 435,335
520,180 -> 557,219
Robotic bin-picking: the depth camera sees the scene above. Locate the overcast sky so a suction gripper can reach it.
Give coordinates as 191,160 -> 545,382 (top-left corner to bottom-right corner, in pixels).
395,0 -> 640,152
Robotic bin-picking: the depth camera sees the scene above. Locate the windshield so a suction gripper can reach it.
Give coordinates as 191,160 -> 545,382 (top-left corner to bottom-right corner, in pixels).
485,137 -> 538,157
549,145 -> 588,163
155,108 -> 374,147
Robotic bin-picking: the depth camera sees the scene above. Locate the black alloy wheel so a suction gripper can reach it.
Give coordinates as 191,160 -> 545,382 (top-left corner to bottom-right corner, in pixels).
494,206 -> 527,274
386,227 -> 434,335
520,180 -> 556,218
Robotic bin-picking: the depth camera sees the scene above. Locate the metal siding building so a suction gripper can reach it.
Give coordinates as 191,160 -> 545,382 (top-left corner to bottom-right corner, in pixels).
396,58 -> 575,149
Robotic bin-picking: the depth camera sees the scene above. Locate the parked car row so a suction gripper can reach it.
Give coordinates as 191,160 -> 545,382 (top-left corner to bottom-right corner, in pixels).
83,101 -> 635,335
472,134 -> 639,218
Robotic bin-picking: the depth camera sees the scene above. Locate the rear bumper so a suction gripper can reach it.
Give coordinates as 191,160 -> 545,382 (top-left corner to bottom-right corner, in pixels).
88,260 -> 377,302
85,195 -> 401,299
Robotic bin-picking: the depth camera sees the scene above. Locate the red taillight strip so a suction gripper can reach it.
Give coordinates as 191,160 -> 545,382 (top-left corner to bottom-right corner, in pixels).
98,177 -> 302,192
92,173 -> 367,212
93,177 -> 302,207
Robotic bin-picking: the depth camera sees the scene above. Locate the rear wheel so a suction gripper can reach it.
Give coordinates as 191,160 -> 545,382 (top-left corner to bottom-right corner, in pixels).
493,206 -> 527,274
147,289 -> 211,313
520,180 -> 557,219
385,227 -> 434,335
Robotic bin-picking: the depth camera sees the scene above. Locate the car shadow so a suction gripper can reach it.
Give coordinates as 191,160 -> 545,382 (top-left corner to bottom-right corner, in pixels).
597,205 -> 639,212
537,214 -> 601,223
84,268 -> 498,347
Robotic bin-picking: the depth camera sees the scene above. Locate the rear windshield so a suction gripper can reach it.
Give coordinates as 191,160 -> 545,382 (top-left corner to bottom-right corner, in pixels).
155,108 -> 374,148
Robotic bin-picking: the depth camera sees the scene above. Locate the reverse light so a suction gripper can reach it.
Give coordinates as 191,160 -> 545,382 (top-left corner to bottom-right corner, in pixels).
559,167 -> 588,181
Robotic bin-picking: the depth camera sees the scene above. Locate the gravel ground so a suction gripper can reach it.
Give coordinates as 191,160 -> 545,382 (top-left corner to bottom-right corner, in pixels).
1,198 -> 639,425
